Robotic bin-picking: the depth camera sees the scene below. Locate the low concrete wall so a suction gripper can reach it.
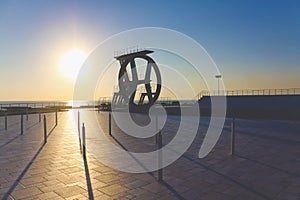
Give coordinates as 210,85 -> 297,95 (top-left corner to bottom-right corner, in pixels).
198,95 -> 300,120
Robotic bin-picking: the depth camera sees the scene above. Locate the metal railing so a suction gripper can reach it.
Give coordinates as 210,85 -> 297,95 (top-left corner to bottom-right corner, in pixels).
196,88 -> 300,100
0,101 -> 67,111
98,96 -> 174,107
114,45 -> 145,57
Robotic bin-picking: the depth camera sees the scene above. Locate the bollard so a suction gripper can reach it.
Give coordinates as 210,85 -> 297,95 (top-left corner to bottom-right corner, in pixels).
78,111 -> 82,150
78,111 -> 80,134
108,111 -> 112,136
155,114 -> 158,144
43,115 -> 47,144
55,111 -> 58,125
5,112 -> 7,130
21,115 -> 23,135
158,131 -> 163,182
39,113 -> 41,122
82,123 -> 86,159
230,118 -> 236,155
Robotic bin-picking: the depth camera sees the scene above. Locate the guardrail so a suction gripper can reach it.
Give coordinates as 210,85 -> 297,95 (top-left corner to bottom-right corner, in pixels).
196,88 -> 300,100
0,102 -> 68,111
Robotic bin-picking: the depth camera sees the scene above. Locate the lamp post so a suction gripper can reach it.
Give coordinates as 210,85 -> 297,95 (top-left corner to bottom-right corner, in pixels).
215,75 -> 222,95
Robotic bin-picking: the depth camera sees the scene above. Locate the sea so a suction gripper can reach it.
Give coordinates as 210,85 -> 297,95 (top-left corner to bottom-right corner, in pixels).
0,99 -> 196,109
0,100 -> 97,108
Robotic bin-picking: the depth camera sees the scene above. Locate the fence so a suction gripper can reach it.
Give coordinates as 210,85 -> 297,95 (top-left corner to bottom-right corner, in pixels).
196,88 -> 300,100
0,102 -> 68,111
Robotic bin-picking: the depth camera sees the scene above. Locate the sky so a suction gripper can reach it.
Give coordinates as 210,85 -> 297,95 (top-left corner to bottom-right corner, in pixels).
0,0 -> 299,101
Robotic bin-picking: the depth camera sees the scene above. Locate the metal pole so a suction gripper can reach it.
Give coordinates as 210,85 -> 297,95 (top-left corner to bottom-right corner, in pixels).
155,114 -> 158,144
82,123 -> 86,159
215,75 -> 221,96
230,118 -> 236,155
55,111 -> 57,125
26,108 -> 28,120
5,112 -> 7,130
158,131 -> 163,182
78,111 -> 80,134
43,115 -> 47,144
21,114 -> 23,135
218,78 -> 220,95
109,111 -> 112,136
78,111 -> 81,151
39,112 -> 41,122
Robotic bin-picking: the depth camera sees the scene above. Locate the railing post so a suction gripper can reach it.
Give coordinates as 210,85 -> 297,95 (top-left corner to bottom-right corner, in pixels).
82,123 -> 86,159
5,112 -> 7,130
108,111 -> 112,136
230,118 -> 236,155
21,114 -> 23,135
39,112 -> 41,122
158,131 -> 163,182
43,115 -> 47,144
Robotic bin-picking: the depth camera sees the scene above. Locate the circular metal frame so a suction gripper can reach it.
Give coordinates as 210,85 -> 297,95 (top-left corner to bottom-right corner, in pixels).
118,54 -> 161,112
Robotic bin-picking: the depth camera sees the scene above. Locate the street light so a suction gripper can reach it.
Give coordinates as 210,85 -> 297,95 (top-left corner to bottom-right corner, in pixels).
215,75 -> 222,95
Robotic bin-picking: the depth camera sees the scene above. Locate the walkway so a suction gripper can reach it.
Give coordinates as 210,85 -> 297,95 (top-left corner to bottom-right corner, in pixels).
0,111 -> 300,199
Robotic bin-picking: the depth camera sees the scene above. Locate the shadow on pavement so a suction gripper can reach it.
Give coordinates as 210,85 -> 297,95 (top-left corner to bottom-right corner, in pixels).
83,157 -> 94,200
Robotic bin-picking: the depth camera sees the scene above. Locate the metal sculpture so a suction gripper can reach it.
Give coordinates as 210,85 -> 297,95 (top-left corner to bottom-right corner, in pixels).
113,50 -> 161,113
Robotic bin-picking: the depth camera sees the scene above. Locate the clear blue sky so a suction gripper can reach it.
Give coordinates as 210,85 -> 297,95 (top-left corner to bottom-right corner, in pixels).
0,0 -> 299,100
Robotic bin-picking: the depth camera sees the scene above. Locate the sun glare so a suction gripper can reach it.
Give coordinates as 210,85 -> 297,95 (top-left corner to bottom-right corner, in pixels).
60,48 -> 87,80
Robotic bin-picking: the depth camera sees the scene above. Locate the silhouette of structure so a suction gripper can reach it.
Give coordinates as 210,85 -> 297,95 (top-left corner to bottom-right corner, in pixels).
112,50 -> 161,113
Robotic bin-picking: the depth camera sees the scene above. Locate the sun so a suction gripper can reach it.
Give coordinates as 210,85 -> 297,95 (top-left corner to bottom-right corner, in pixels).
60,48 -> 87,80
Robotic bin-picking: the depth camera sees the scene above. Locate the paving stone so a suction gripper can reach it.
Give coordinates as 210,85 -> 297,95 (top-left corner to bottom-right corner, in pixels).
94,174 -> 121,184
37,191 -> 62,199
11,186 -> 42,199
20,176 -> 47,186
38,183 -> 66,193
65,193 -> 87,200
53,185 -> 86,198
142,182 -> 168,193
123,179 -> 150,189
100,184 -> 129,196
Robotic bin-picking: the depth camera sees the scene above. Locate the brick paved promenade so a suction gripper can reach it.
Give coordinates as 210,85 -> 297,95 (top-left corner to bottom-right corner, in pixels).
0,110 -> 300,199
